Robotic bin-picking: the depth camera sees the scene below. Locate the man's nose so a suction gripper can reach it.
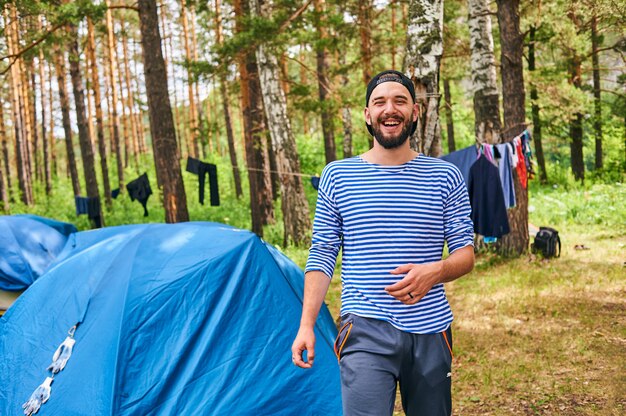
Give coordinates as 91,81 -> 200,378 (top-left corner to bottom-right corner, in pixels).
383,100 -> 397,114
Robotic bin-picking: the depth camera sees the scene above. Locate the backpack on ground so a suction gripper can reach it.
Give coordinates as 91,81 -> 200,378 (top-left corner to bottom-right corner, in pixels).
531,226 -> 561,258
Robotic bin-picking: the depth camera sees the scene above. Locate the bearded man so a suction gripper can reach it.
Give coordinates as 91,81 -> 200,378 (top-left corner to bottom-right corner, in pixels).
291,70 -> 475,416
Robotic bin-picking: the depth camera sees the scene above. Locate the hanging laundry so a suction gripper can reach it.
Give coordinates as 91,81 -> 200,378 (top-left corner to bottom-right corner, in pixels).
494,143 -> 516,208
514,138 -> 528,189
126,173 -> 153,217
440,145 -> 479,187
186,157 -> 220,206
468,156 -> 510,238
75,196 -> 102,228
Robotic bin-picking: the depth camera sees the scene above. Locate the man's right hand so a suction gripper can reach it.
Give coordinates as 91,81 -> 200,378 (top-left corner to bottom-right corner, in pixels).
291,327 -> 316,369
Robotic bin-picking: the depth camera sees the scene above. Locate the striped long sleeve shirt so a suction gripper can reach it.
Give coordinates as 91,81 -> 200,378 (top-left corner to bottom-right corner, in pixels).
305,155 -> 474,334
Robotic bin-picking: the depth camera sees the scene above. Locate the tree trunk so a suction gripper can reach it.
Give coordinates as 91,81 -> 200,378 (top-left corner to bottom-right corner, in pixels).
469,0 -> 502,145
21,60 -> 34,188
528,25 -> 547,183
0,104 -> 9,211
53,48 -> 82,197
120,16 -> 142,170
591,15 -> 603,170
30,67 -> 42,183
358,0 -> 373,85
4,6 -> 33,205
443,78 -> 455,152
314,0 -> 336,164
235,0 -> 274,236
39,42 -> 52,194
68,26 -> 104,228
47,60 -> 57,178
180,0 -> 199,158
254,0 -> 312,245
113,24 -> 131,170
215,0 -> 243,198
132,37 -> 149,155
338,54 -> 353,158
105,0 -> 125,191
496,0 -> 528,256
404,0 -> 443,157
159,1 -> 183,158
138,0 -> 189,223
87,17 -> 113,206
299,48 -> 310,136
569,57 -> 585,182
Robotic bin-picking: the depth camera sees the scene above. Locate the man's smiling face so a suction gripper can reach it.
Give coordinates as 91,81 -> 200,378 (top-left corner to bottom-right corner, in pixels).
365,82 -> 418,149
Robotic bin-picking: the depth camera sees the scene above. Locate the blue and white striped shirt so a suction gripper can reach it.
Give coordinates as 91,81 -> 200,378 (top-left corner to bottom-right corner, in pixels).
305,155 -> 474,334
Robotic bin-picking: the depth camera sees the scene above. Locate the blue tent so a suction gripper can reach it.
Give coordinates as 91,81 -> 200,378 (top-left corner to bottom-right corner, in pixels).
0,215 -> 77,291
0,222 -> 341,415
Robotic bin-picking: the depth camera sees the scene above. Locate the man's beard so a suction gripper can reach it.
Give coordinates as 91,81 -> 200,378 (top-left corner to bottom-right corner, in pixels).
372,117 -> 413,149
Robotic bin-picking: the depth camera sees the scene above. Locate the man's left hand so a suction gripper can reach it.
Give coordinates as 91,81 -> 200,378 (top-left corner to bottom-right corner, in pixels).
384,262 -> 443,304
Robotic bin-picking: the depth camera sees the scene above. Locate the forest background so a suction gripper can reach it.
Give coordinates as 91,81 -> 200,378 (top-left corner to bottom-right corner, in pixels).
1,0 -> 624,414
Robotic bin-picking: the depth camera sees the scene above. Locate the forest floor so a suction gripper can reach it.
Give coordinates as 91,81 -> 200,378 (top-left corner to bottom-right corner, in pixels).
385,225 -> 625,416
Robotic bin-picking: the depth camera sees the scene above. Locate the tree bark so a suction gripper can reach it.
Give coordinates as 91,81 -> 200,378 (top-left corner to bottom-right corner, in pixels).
159,1 -> 183,159
215,0 -> 243,198
53,48 -> 82,197
68,26 -> 104,228
528,25 -> 547,183
443,78 -> 455,152
29,66 -> 42,183
38,41 -> 52,195
87,17 -> 113,206
469,0 -> 502,145
105,0 -> 125,191
591,15 -> 603,170
180,0 -> 199,158
235,0 -> 274,236
4,5 -> 33,205
496,0 -> 528,256
138,0 -> 189,223
120,16 -> 142,170
0,103 -> 9,211
253,0 -> 312,246
404,0 -> 443,157
47,60 -> 57,178
314,0 -> 336,164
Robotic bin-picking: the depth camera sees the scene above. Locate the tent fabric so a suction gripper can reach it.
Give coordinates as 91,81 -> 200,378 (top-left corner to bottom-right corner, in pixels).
0,222 -> 341,415
0,215 -> 77,291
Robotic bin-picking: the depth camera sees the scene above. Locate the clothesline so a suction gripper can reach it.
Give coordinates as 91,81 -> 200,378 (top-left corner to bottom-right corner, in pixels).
230,165 -> 318,178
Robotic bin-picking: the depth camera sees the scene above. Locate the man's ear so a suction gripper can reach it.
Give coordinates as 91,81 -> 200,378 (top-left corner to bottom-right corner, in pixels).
364,107 -> 372,126
412,103 -> 420,121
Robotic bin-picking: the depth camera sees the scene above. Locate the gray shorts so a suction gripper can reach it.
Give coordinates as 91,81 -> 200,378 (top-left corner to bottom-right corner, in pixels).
334,314 -> 453,416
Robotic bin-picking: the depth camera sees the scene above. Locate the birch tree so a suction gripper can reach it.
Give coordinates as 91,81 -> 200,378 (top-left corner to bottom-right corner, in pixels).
252,0 -> 311,246
468,0 -> 502,145
404,0 -> 443,156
